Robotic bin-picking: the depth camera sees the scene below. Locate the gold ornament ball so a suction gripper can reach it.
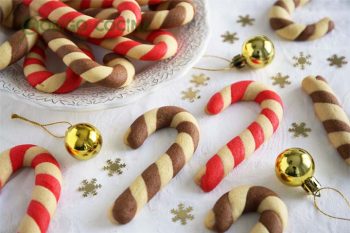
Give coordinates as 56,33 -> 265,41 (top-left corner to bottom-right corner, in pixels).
64,123 -> 102,160
242,35 -> 275,69
275,148 -> 315,187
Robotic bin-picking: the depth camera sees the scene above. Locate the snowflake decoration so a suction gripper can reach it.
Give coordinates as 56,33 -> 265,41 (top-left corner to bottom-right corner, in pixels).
171,203 -> 194,225
78,178 -> 102,197
221,31 -> 239,44
103,158 -> 126,176
190,74 -> 210,87
289,122 -> 312,137
293,52 -> 311,70
181,88 -> 200,102
271,73 -> 291,88
237,15 -> 255,27
327,54 -> 347,68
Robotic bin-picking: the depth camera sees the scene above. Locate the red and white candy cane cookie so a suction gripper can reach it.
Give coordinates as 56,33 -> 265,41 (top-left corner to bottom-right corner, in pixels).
0,144 -> 62,233
23,0 -> 141,39
195,81 -> 284,192
23,40 -> 95,94
84,9 -> 178,61
111,106 -> 200,224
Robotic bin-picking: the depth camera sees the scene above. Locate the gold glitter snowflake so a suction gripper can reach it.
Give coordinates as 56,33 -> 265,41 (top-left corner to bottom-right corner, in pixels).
327,54 -> 347,68
103,158 -> 126,176
190,74 -> 210,87
221,31 -> 239,44
78,178 -> 102,197
237,15 -> 255,27
171,203 -> 194,225
289,122 -> 312,137
181,88 -> 200,102
293,52 -> 311,70
271,73 -> 291,88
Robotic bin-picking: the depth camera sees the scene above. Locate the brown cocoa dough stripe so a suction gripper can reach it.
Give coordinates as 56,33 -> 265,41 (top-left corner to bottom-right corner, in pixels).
110,106 -> 200,224
0,28 -> 38,70
302,76 -> 350,165
269,0 -> 334,41
32,17 -> 135,88
205,185 -> 288,233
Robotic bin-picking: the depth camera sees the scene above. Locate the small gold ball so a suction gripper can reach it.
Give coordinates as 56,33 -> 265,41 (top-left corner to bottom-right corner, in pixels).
242,35 -> 275,69
275,148 -> 315,187
64,123 -> 102,160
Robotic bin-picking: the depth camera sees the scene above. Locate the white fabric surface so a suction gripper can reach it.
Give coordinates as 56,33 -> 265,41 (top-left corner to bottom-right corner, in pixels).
1,0 -> 350,232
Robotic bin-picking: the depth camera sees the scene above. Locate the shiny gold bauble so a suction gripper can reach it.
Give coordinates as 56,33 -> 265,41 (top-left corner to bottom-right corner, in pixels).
64,123 -> 102,160
275,148 -> 315,187
241,35 -> 275,69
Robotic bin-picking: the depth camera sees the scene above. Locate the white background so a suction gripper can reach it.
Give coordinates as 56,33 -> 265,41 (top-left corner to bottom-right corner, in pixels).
1,0 -> 350,232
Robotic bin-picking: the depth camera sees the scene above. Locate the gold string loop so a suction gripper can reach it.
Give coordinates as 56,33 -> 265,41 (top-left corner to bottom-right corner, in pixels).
11,113 -> 72,138
313,187 -> 350,221
193,55 -> 234,71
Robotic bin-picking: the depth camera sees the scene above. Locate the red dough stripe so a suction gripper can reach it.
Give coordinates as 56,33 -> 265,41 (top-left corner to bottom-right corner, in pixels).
37,1 -> 66,18
248,122 -> 265,149
255,90 -> 283,106
9,144 -> 34,172
140,42 -> 167,61
226,137 -> 245,167
201,155 -> 224,192
35,174 -> 61,201
27,200 -> 51,233
206,93 -> 224,114
261,108 -> 280,132
230,81 -> 253,103
57,11 -> 82,28
31,153 -> 60,168
27,71 -> 54,87
113,40 -> 140,55
23,58 -> 44,66
118,1 -> 142,21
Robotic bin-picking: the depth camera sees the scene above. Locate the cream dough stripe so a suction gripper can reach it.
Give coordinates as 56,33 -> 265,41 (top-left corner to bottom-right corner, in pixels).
111,106 -> 200,224
23,0 -> 141,39
302,75 -> 350,165
0,144 -> 62,233
26,18 -> 136,88
84,8 -> 178,61
195,80 -> 284,192
269,0 -> 334,41
205,185 -> 288,233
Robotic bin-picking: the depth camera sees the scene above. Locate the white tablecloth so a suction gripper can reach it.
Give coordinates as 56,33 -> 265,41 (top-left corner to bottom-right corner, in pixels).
1,0 -> 350,232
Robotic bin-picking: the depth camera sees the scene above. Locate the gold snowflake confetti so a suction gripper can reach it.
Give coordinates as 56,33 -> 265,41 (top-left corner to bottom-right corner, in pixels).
103,158 -> 126,176
289,122 -> 311,137
181,88 -> 200,102
171,203 -> 194,225
190,74 -> 210,87
293,52 -> 311,70
78,178 -> 102,197
271,73 -> 291,88
237,15 -> 255,27
327,54 -> 347,68
221,31 -> 239,44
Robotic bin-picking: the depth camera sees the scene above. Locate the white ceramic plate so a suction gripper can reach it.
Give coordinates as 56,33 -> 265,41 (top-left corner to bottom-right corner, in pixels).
0,0 -> 210,111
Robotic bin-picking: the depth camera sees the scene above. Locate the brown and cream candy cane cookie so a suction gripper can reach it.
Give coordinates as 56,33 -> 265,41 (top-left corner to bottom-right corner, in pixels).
269,0 -> 334,41
110,106 -> 200,224
205,185 -> 288,233
302,76 -> 350,165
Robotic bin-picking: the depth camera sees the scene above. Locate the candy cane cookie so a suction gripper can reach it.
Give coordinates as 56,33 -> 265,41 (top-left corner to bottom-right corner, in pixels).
0,144 -> 62,233
23,40 -> 94,94
269,0 -> 334,41
23,0 -> 141,39
111,106 -> 200,224
302,76 -> 350,165
26,17 -> 135,88
83,9 -> 178,61
195,81 -> 284,192
205,185 -> 288,233
0,29 -> 38,70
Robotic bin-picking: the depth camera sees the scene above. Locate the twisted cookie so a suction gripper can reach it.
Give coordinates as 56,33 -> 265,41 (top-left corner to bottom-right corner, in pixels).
302,76 -> 350,165
0,144 -> 62,233
269,0 -> 334,41
111,106 -> 200,224
23,40 -> 94,94
195,81 -> 284,192
205,185 -> 288,233
23,0 -> 142,39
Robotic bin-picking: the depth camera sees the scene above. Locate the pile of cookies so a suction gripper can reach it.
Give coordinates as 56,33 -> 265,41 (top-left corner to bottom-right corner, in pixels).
0,0 -> 195,93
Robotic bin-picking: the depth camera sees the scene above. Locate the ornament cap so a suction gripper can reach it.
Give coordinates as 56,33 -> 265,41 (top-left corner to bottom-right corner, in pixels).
302,176 -> 321,196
